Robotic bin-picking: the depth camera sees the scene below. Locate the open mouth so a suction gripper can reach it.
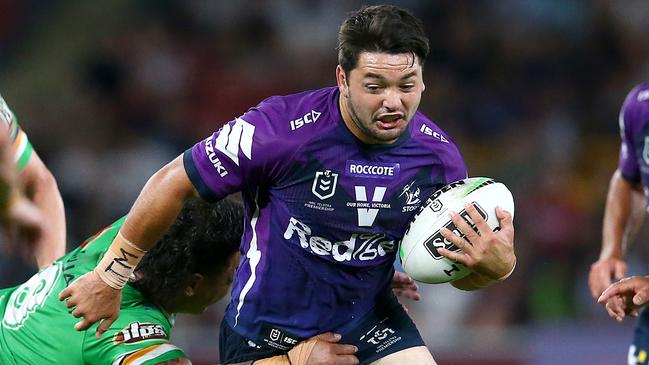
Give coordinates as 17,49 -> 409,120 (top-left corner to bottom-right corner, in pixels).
376,114 -> 405,130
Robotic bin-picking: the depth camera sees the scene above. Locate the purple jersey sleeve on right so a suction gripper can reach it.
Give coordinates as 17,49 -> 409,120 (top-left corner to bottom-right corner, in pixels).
618,83 -> 649,183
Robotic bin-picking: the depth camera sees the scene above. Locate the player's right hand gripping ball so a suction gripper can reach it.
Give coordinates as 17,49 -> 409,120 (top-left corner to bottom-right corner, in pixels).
399,177 -> 515,284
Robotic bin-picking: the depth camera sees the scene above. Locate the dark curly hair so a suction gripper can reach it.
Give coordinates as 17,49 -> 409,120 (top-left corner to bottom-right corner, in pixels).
131,197 -> 243,306
337,5 -> 429,75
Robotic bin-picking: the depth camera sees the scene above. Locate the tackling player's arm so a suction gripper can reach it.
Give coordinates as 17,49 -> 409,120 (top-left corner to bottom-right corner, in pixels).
598,276 -> 649,322
20,149 -> 66,268
228,333 -> 358,365
588,169 -> 645,299
59,155 -> 198,335
438,204 -> 516,291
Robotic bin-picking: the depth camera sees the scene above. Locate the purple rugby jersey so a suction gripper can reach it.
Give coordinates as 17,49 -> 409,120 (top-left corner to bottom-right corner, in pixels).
184,86 -> 467,346
619,82 -> 649,207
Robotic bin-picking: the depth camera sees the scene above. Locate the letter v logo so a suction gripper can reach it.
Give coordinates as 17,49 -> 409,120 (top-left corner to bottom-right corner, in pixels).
354,186 -> 387,227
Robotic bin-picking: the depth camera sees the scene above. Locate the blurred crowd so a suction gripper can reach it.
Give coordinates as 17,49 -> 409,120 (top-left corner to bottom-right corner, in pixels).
1,0 -> 649,363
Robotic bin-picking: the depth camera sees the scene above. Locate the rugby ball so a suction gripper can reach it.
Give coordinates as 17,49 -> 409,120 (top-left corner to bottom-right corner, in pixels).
399,177 -> 514,284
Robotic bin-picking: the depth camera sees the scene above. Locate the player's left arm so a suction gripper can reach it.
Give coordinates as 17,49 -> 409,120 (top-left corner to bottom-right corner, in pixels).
437,204 -> 516,290
19,149 -> 66,268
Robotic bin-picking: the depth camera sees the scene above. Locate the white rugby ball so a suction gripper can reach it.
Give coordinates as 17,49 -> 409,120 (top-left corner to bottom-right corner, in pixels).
399,177 -> 514,284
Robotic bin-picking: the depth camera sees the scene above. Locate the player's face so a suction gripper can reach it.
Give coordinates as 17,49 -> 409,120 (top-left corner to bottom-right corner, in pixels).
337,52 -> 425,144
184,252 -> 240,314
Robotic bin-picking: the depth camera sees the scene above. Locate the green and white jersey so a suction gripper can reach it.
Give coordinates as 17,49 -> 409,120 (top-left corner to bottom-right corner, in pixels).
0,94 -> 34,171
0,216 -> 186,364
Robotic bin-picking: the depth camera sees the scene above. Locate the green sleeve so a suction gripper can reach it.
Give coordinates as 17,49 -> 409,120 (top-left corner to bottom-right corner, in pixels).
0,95 -> 34,171
81,307 -> 186,365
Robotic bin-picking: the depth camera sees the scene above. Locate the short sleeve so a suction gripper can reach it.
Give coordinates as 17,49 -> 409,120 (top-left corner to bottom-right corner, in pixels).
82,308 -> 185,365
618,86 -> 648,183
184,97 -> 295,201
444,148 -> 468,185
0,94 -> 33,171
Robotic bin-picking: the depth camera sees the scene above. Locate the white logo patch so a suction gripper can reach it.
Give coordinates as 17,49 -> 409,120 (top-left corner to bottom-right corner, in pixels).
214,117 -> 255,166
290,110 -> 321,130
399,180 -> 421,213
420,124 -> 448,143
284,217 -> 395,262
270,329 -> 281,341
312,170 -> 339,200
3,263 -> 61,330
353,186 -> 387,227
113,322 -> 167,344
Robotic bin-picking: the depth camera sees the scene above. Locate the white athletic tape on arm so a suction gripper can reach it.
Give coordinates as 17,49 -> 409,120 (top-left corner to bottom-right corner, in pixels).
95,232 -> 147,289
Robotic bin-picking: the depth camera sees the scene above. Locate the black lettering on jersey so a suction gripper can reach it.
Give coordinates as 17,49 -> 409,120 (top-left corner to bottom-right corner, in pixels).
63,273 -> 76,286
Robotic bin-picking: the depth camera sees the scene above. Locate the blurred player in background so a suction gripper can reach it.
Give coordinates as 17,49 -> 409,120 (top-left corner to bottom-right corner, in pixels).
588,82 -> 649,365
0,198 -> 358,364
61,5 -> 516,364
0,124 -> 43,253
0,94 -> 66,268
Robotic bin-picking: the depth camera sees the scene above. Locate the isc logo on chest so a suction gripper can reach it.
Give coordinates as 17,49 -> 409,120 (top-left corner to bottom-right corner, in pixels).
290,110 -> 321,130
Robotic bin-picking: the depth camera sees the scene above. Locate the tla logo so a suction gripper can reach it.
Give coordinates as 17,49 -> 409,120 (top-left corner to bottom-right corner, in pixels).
290,110 -> 321,130
312,170 -> 339,200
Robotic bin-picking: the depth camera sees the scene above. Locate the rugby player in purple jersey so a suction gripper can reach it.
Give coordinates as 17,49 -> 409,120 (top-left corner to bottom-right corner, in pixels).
60,5 -> 516,364
590,83 -> 649,364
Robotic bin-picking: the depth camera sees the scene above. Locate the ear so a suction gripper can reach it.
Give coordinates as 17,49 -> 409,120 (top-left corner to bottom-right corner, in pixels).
184,273 -> 205,297
229,253 -> 241,275
336,65 -> 349,98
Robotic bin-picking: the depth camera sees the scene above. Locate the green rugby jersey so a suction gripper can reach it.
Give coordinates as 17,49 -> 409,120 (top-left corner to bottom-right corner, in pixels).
0,94 -> 34,171
0,216 -> 186,364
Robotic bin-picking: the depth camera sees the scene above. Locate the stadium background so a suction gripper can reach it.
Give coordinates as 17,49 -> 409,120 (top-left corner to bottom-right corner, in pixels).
1,1 -> 648,364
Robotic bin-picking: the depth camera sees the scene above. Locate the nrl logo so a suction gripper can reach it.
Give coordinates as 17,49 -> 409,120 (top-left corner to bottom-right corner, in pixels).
312,170 -> 339,200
